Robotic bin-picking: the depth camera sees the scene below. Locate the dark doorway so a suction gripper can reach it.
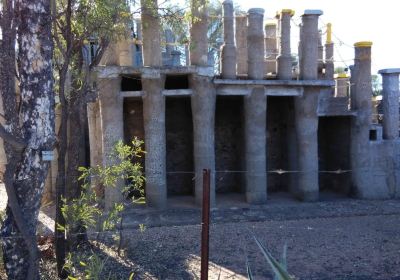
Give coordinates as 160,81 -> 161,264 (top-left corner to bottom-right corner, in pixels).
165,97 -> 194,195
215,96 -> 245,194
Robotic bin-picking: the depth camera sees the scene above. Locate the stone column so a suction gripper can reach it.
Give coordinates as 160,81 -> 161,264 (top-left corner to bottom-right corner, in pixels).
325,23 -> 334,80
189,0 -> 216,206
350,41 -> 373,198
335,73 -> 349,97
244,8 -> 267,204
220,0 -> 236,79
264,23 -> 277,75
190,71 -> 216,206
379,68 -> 400,140
142,71 -> 167,208
294,10 -> 323,201
235,15 -> 248,75
99,77 -> 124,209
140,0 -> 162,66
87,101 -> 103,195
190,0 -> 208,66
135,19 -> 143,66
247,8 -> 265,80
318,30 -> 324,78
277,9 -> 294,80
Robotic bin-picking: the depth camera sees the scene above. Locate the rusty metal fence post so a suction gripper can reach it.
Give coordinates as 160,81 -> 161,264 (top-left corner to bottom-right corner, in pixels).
200,168 -> 211,280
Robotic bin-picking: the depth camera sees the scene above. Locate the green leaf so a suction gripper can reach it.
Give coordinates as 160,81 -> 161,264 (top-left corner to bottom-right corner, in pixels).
129,272 -> 135,280
253,235 -> 293,280
246,258 -> 254,280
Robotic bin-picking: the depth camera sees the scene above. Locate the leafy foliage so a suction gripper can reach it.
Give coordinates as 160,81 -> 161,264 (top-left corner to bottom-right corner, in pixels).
59,139 -> 145,279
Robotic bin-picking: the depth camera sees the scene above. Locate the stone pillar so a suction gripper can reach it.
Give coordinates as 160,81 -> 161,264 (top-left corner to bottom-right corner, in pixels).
335,73 -> 349,97
189,0 -> 215,206
235,15 -> 248,75
220,0 -> 236,79
140,0 -> 162,66
247,8 -> 265,80
117,31 -> 133,66
190,0 -> 208,66
142,72 -> 167,208
350,41 -> 373,198
190,71 -> 216,206
165,29 -> 174,58
98,77 -> 124,209
277,9 -> 294,80
318,30 -> 324,78
294,10 -> 323,201
87,100 -> 103,195
325,23 -> 334,80
264,23 -> 277,75
135,19 -> 143,66
379,68 -> 400,140
244,8 -> 267,204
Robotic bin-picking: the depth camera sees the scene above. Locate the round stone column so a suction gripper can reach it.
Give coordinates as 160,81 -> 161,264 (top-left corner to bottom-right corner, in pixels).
350,41 -> 374,198
335,73 -> 349,97
378,68 -> 400,140
220,0 -> 236,79
294,10 -> 323,202
264,23 -> 277,75
277,9 -> 294,80
247,8 -> 265,80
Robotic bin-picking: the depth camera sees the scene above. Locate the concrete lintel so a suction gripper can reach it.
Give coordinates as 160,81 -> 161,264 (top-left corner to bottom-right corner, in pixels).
141,68 -> 161,79
303,9 -> 323,16
214,79 -> 334,87
378,68 -> 400,75
96,65 -> 198,78
96,66 -> 124,79
266,87 -> 303,96
162,89 -> 193,96
120,91 -> 144,98
196,66 -> 215,77
317,111 -> 357,117
216,85 -> 252,96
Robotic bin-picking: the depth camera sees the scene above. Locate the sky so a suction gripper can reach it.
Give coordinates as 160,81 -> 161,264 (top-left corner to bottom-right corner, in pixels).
234,0 -> 400,74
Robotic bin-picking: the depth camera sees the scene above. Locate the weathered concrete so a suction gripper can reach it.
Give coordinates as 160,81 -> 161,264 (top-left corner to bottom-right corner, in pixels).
378,68 -> 400,140
244,8 -> 267,203
140,0 -> 162,67
294,10 -> 323,201
325,23 -> 334,80
87,100 -> 103,194
190,0 -> 208,66
335,74 -> 349,97
190,71 -> 216,206
247,8 -> 265,80
235,15 -> 248,75
244,86 -> 267,203
99,77 -> 124,209
220,0 -> 236,79
142,73 -> 167,208
264,23 -> 277,75
350,42 -> 375,198
277,9 -> 294,80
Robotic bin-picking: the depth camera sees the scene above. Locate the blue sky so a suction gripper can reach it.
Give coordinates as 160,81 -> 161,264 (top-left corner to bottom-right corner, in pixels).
233,0 -> 400,74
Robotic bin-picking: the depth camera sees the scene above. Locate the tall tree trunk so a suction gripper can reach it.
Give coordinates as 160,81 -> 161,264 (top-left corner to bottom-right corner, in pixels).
0,0 -> 55,279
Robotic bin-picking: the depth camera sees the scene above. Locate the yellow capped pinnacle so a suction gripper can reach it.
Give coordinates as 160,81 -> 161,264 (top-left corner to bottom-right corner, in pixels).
354,41 -> 373,48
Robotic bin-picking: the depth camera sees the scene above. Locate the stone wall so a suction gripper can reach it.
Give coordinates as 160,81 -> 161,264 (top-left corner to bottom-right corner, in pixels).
215,96 -> 245,193
165,97 -> 194,195
318,116 -> 352,194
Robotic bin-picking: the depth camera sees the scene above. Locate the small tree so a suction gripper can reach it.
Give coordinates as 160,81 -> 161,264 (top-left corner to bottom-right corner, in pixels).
59,138 -> 145,279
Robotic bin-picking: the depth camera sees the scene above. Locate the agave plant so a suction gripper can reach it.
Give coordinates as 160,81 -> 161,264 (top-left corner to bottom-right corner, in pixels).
247,235 -> 294,280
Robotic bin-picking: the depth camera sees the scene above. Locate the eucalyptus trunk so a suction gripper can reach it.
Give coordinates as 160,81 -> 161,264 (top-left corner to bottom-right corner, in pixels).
0,0 -> 55,279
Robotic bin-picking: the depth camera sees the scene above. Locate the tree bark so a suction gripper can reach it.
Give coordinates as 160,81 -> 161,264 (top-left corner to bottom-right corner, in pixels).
0,0 -> 55,279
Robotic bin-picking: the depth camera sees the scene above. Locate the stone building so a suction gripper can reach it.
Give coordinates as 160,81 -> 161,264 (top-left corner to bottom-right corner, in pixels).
86,1 -> 400,209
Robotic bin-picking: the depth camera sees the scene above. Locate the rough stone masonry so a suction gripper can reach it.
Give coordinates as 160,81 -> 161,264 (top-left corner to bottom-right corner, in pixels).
12,1 -> 398,208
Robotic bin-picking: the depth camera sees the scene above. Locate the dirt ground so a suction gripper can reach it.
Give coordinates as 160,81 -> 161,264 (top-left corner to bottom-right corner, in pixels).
1,185 -> 400,279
